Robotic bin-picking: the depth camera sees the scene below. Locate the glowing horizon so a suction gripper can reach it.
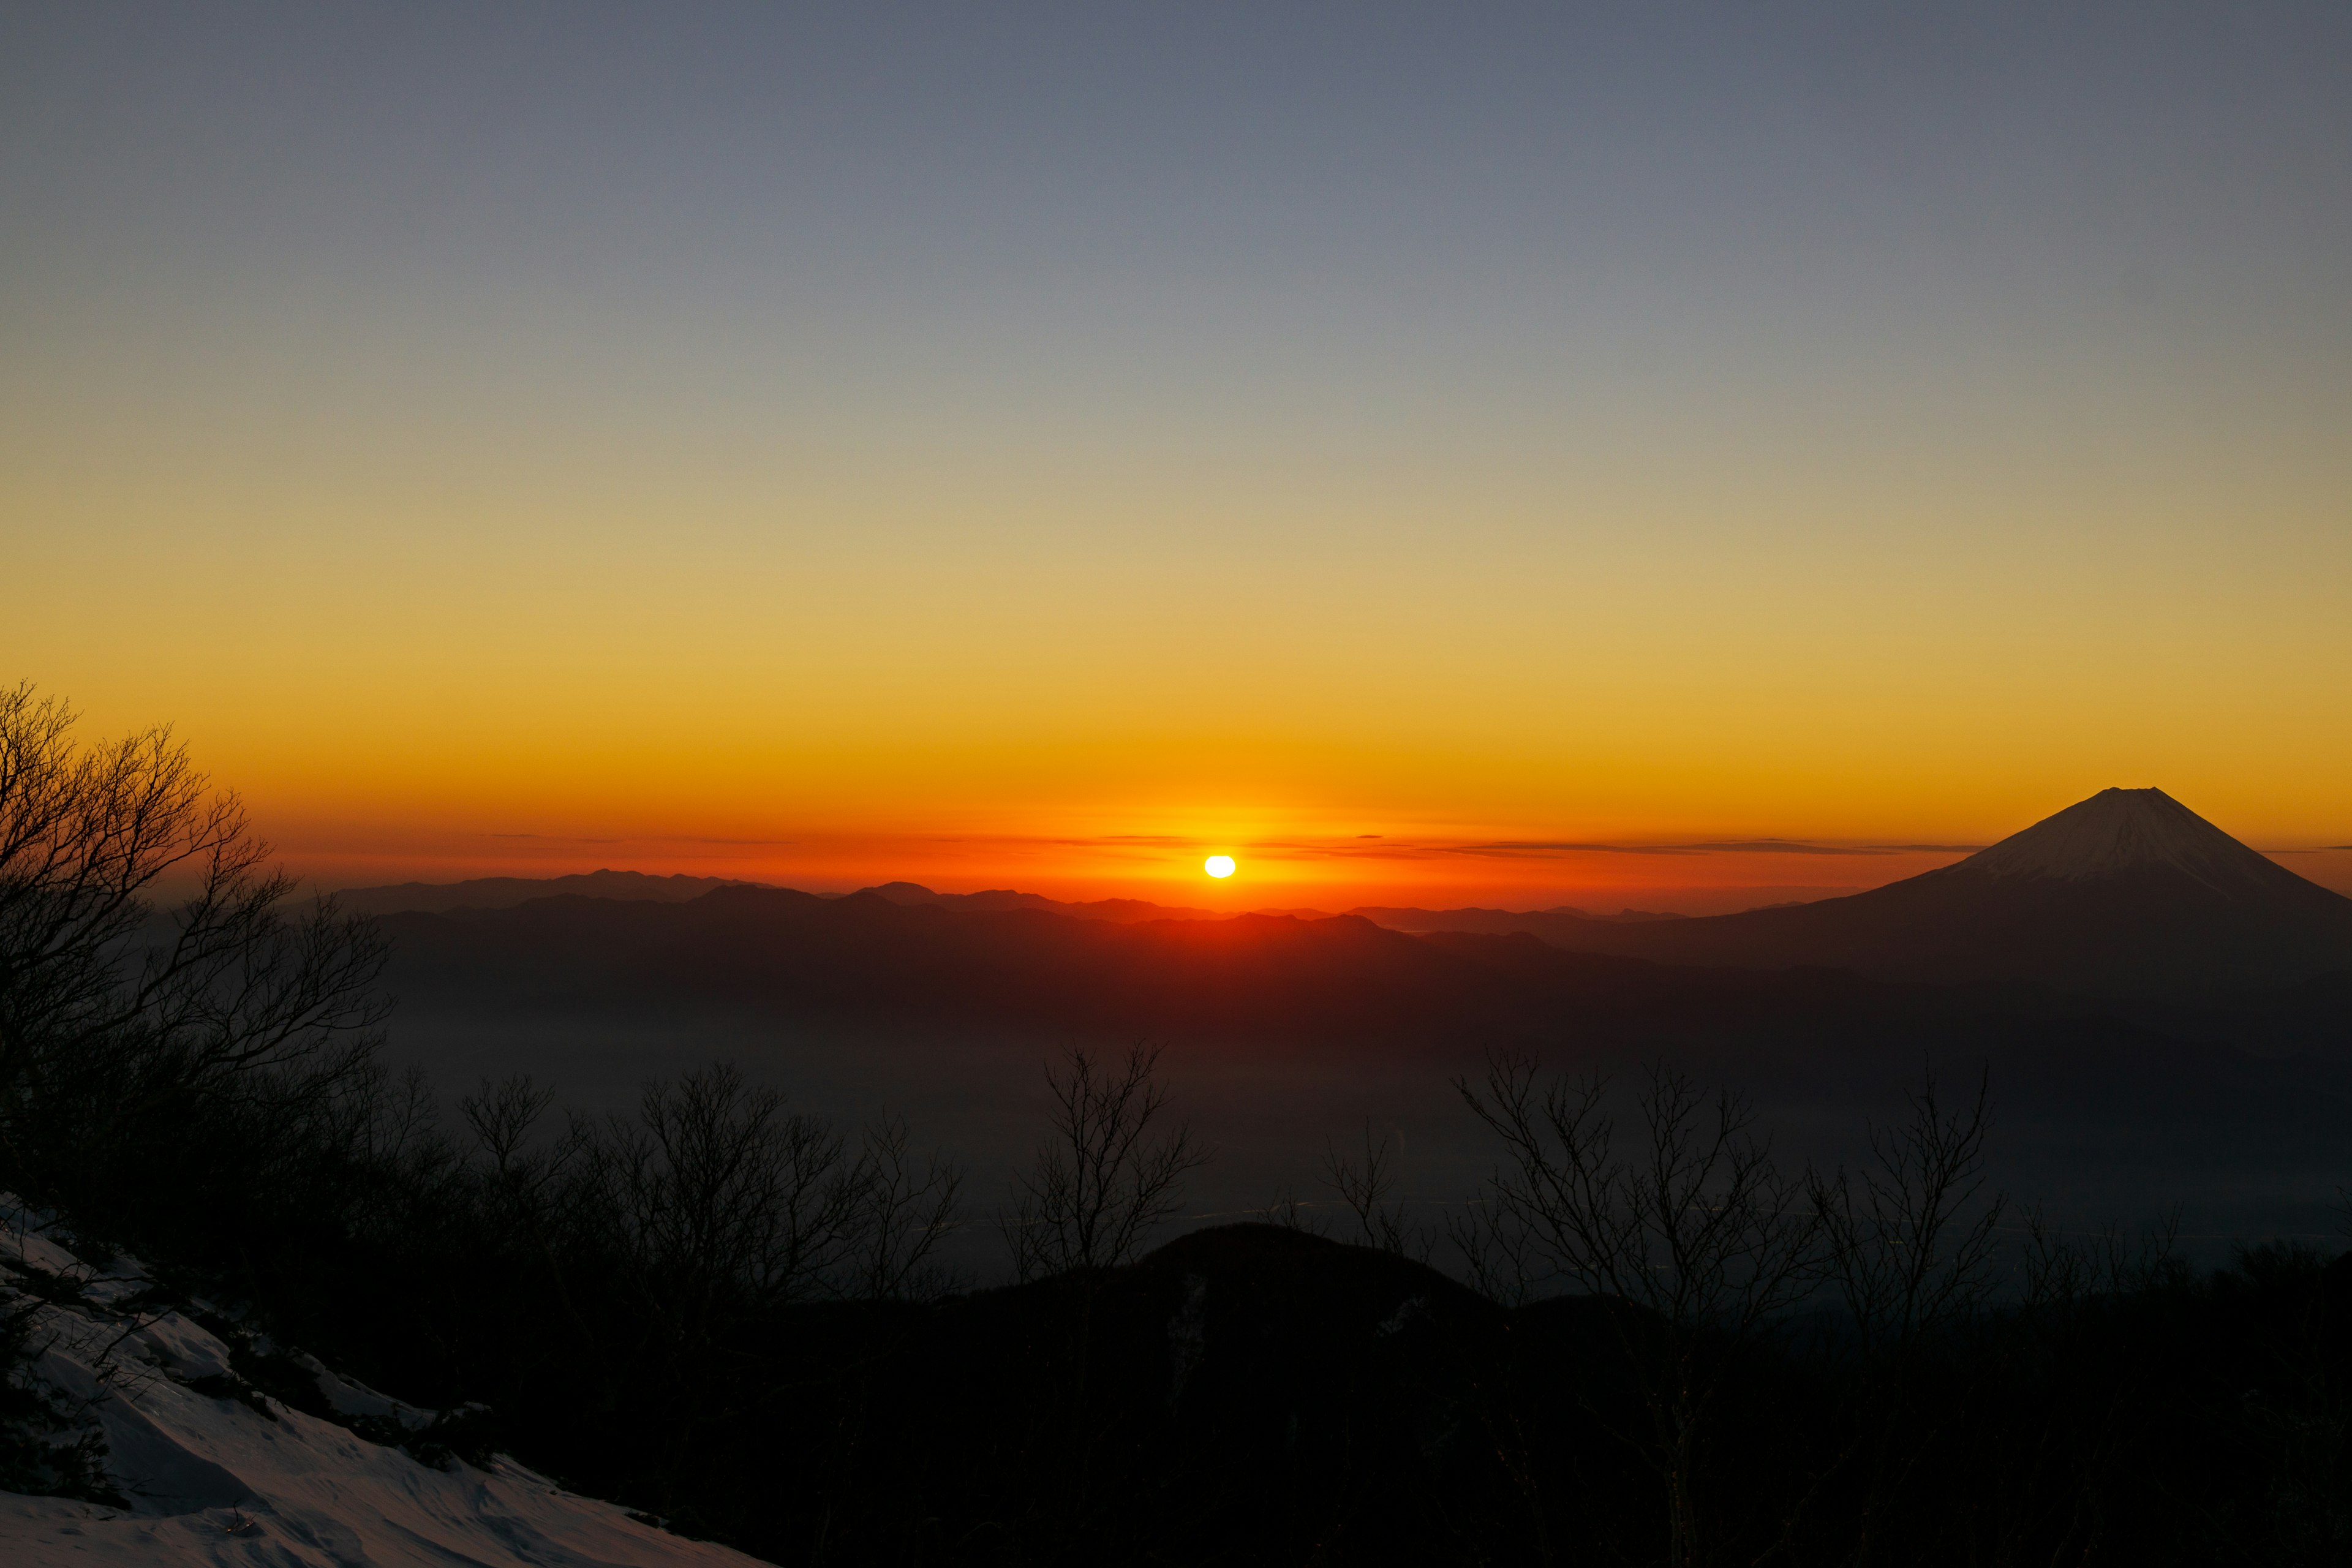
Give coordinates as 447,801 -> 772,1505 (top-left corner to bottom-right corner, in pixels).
213,797 -> 2352,913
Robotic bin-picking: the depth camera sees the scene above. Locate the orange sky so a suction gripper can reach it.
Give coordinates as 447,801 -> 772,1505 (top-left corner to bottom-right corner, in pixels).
250,818 -> 2000,916
7,9 -> 2350,910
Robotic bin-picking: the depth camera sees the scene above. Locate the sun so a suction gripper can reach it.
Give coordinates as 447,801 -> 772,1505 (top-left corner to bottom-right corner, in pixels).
1204,854 -> 1237,879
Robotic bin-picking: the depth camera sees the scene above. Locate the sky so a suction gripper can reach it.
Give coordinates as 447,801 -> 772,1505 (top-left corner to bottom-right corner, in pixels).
6,3 -> 2350,908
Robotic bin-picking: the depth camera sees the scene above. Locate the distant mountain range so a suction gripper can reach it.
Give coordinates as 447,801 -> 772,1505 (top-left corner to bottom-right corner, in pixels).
355,790 -> 2352,1005
341,873 -> 1681,928
335,871 -> 1218,922
377,886 -> 2079,1062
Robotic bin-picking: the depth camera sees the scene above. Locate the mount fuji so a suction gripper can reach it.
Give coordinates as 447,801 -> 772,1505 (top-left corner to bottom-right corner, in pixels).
1426,789 -> 2352,998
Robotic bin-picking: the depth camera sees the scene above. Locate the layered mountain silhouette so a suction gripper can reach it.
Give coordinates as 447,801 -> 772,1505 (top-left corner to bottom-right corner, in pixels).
1381,790 -> 2352,997
373,793 -> 2344,1042
362,790 -> 2350,1011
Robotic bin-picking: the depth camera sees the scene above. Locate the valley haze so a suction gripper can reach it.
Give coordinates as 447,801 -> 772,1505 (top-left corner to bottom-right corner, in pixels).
374,788 -> 2352,1262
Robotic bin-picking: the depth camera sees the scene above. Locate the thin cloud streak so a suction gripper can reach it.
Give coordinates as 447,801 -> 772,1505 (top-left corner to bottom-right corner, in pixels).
1449,840 -> 1986,859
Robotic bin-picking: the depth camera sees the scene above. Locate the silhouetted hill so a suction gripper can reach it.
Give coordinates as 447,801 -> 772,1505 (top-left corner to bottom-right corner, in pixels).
761,1224 -> 1554,1560
685,1219 -> 2352,1563
1350,790 -> 2352,998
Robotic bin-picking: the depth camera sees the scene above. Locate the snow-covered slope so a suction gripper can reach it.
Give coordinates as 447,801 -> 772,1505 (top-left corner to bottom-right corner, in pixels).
0,1201 -> 760,1568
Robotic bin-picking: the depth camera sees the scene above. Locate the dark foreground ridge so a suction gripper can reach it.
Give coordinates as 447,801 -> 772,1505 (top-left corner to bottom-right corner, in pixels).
528,1220 -> 2352,1564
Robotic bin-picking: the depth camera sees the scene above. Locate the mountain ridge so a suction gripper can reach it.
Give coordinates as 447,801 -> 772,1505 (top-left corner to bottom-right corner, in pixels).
346,790 -> 2352,998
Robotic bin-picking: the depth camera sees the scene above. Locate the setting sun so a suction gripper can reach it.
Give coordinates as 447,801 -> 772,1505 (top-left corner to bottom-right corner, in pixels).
1204,855 -> 1237,879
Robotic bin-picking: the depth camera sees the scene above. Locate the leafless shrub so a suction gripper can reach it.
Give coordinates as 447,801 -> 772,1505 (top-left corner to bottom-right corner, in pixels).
1003,1044 -> 1208,1282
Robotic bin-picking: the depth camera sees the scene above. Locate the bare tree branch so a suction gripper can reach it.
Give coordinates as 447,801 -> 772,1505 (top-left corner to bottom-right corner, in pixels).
1003,1044 -> 1209,1281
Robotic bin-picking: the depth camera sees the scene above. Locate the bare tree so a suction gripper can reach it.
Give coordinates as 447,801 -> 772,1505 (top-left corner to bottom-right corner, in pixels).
0,684 -> 386,1192
603,1066 -> 866,1315
465,1066 -> 962,1342
1324,1120 -> 1416,1256
1815,1068 -> 2004,1357
2019,1206 -> 2181,1311
1003,1044 -> 1208,1282
1776,1068 -> 2007,1562
1446,1196 -> 1541,1308
1952,1206 -> 2186,1567
1457,1054 -> 1823,1568
849,1111 -> 965,1302
461,1075 -> 606,1362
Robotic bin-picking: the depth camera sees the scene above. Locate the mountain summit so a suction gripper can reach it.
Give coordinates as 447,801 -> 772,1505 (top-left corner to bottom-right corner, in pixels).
1955,786 -> 2308,897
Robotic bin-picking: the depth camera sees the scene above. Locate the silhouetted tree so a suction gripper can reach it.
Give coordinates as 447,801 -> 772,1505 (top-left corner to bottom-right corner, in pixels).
456,1063 -> 962,1518
1003,1043 -> 1207,1282
0,682 -> 386,1227
1324,1120 -> 1419,1257
1457,1055 -> 1823,1567
1784,1068 -> 2005,1561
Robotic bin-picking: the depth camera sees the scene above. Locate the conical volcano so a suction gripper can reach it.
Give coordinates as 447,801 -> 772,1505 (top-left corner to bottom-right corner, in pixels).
1504,790 -> 2352,997
1954,787 -> 2317,896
